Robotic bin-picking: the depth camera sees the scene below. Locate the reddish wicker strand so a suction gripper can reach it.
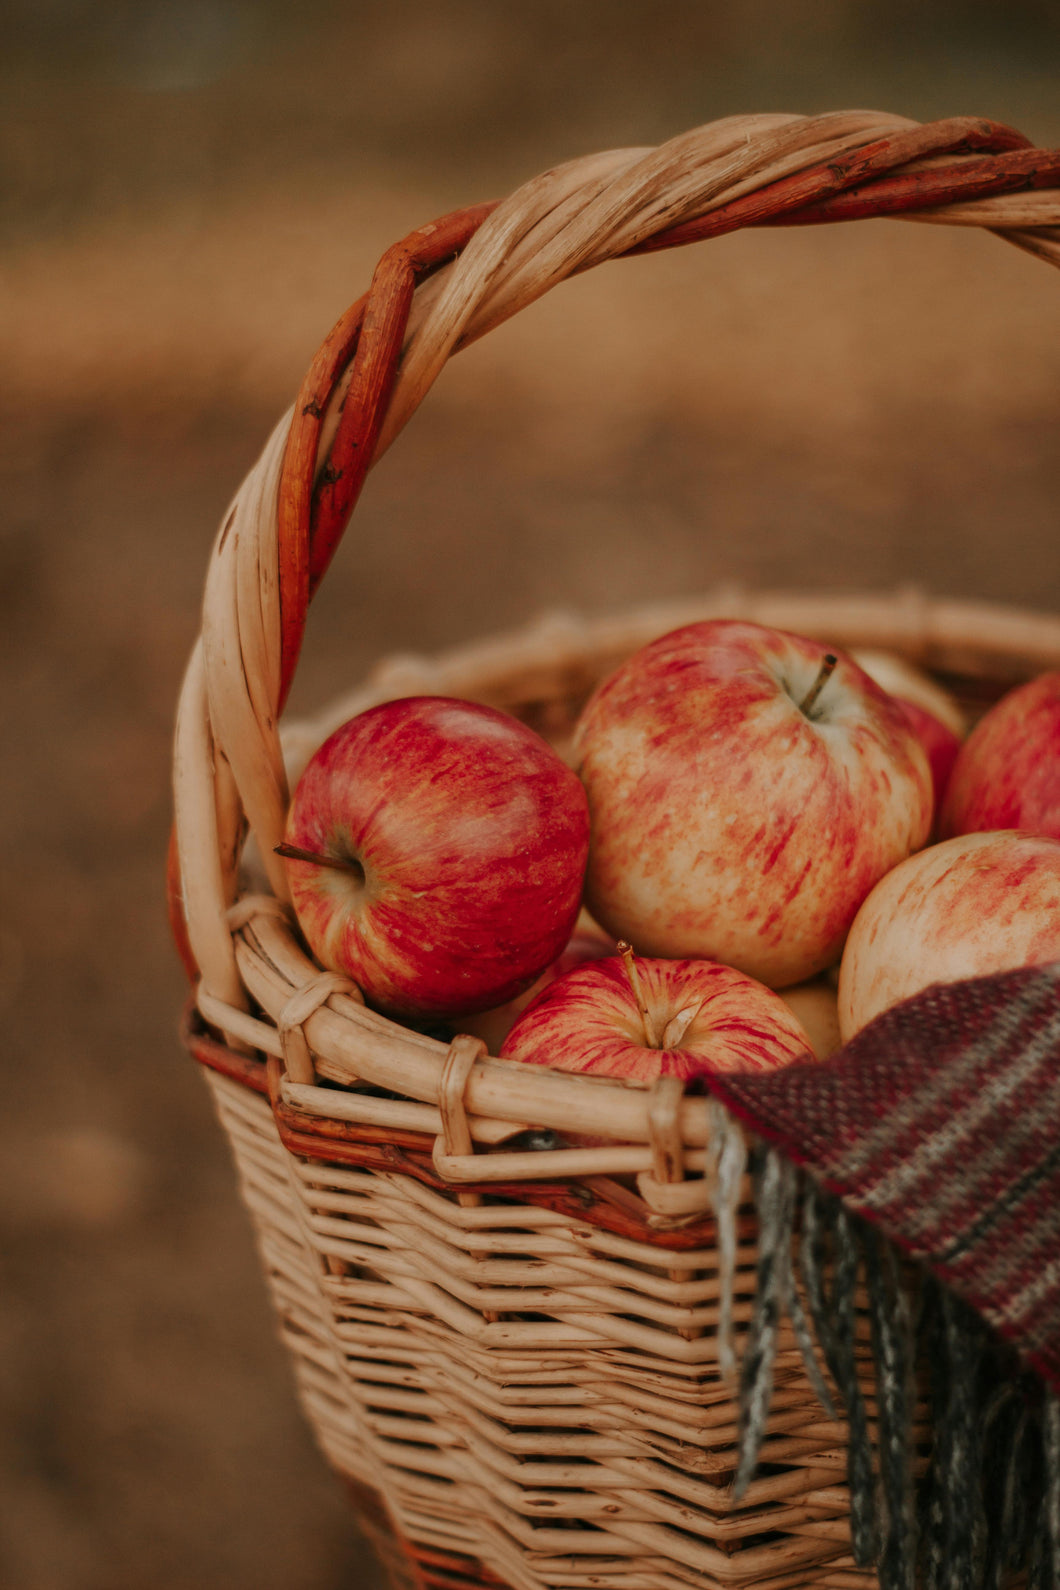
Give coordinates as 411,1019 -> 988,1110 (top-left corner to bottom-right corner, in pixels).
276,203 -> 498,707
308,204 -> 499,593
628,117 -> 1033,255
772,145 -> 1060,226
276,293 -> 369,710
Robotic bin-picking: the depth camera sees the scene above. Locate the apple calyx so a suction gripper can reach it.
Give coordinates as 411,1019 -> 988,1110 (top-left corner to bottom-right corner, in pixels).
798,653 -> 838,718
275,841 -> 366,883
661,1003 -> 703,1049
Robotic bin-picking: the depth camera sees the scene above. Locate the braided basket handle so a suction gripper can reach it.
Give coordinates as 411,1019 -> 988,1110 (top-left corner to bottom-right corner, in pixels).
171,110 -> 1060,1003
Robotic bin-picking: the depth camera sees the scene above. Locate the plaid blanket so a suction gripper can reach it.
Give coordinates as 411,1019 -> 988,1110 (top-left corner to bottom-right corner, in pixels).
709,961 -> 1060,1395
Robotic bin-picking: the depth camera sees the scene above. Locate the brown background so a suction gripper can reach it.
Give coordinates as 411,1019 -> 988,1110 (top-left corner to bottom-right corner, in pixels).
2,3 -> 1059,1586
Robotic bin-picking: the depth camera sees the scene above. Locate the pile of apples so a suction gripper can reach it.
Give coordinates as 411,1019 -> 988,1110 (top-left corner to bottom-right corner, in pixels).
277,620 -> 1060,1092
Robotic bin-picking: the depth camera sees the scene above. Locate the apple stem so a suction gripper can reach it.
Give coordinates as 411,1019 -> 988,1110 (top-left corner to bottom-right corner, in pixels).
799,653 -> 838,717
274,841 -> 364,877
617,941 -> 659,1048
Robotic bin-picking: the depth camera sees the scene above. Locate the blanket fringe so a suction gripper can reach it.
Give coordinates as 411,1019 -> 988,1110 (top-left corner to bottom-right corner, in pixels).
731,1139 -> 1058,1588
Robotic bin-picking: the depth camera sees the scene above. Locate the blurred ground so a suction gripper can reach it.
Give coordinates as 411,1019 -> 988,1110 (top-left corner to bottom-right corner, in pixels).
2,3 -> 1059,1587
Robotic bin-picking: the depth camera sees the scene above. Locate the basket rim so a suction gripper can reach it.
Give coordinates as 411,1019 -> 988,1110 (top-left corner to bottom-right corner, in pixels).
186,583 -> 1060,1214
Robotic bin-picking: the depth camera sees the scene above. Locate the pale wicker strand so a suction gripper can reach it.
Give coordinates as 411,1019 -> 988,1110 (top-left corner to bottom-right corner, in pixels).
211,741 -> 245,912
910,193 -> 1060,226
197,986 -> 282,1056
200,409 -> 291,906
172,641 -> 244,1008
278,970 -> 361,1084
225,892 -> 293,931
647,1075 -> 686,1185
238,420 -> 284,759
988,226 -> 1060,271
438,1034 -> 487,1159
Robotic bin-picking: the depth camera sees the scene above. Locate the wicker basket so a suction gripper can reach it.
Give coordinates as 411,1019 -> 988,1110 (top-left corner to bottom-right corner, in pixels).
171,113 -> 1060,1590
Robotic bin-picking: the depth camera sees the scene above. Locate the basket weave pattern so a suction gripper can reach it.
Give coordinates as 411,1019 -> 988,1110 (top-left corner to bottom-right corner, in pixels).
172,113 -> 1060,1589
207,1069 -> 881,1589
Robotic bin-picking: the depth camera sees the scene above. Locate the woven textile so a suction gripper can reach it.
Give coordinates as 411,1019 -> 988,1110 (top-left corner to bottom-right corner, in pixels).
708,963 -> 1060,1394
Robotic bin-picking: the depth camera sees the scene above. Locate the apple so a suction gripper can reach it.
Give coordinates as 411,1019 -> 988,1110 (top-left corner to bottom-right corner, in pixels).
852,648 -> 965,813
850,649 -> 966,740
500,948 -> 814,1081
279,696 -> 591,1020
940,671 -> 1060,843
573,620 -> 933,989
837,829 -> 1060,1040
778,978 -> 842,1059
454,925 -> 615,1053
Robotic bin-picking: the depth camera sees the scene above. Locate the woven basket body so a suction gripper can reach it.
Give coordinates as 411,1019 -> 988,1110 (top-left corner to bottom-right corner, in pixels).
172,114 -> 1060,1590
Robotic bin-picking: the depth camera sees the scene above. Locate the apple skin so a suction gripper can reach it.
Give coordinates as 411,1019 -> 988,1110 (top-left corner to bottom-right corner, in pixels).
778,979 -> 842,1059
573,620 -> 933,989
282,696 -> 591,1020
893,697 -> 962,817
500,955 -> 814,1082
837,829 -> 1060,1040
850,649 -> 966,738
940,671 -> 1060,844
852,649 -> 964,815
453,926 -> 615,1053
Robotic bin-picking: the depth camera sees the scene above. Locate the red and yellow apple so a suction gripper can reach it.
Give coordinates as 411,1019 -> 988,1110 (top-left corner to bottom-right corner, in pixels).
852,648 -> 965,814
941,671 -> 1060,843
500,950 -> 814,1081
280,696 -> 590,1020
837,829 -> 1060,1039
573,620 -> 932,988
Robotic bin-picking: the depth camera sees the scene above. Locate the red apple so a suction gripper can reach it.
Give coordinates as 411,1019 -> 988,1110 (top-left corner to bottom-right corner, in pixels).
454,925 -> 615,1053
280,696 -> 590,1020
852,648 -> 965,815
573,620 -> 933,988
894,697 -> 962,817
850,649 -> 966,739
940,671 -> 1060,843
500,950 -> 814,1081
837,829 -> 1060,1039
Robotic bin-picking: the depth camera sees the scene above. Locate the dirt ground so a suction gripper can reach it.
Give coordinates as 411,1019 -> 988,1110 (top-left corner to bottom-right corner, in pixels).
3,5 -> 1059,1587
